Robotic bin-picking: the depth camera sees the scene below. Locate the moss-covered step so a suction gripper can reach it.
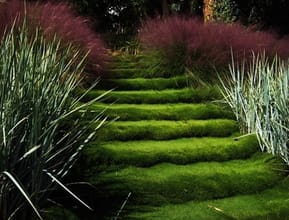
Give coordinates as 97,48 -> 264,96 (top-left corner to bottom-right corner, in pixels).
89,153 -> 286,206
107,68 -> 149,78
96,119 -> 238,141
84,134 -> 259,168
99,76 -> 190,90
79,87 -> 222,104
86,103 -> 234,121
127,178 -> 289,220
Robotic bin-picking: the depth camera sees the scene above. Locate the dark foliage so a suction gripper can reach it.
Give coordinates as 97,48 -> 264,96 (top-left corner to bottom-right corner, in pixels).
235,0 -> 289,35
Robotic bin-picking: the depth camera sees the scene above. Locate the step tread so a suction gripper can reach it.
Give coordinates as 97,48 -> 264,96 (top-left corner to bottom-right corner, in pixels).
100,76 -> 190,90
90,153 -> 285,205
86,135 -> 259,167
127,179 -> 289,220
79,87 -> 222,104
87,103 -> 234,121
97,119 -> 238,141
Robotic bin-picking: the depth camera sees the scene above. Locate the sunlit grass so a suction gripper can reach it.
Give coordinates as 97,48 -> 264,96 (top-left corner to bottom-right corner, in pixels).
85,103 -> 233,121
100,76 -> 190,90
85,134 -> 259,168
90,153 -> 285,206
128,178 -> 289,220
79,87 -> 222,104
96,119 -> 238,141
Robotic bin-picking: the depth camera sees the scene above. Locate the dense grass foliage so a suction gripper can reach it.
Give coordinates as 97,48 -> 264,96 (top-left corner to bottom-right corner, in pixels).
91,153 -> 285,205
100,76 -> 190,90
0,0 -> 109,77
220,54 -> 289,164
0,22 -> 105,219
128,178 -> 289,220
96,119 -> 238,141
85,103 -> 234,121
139,16 -> 289,76
86,135 -> 259,167
79,87 -> 222,104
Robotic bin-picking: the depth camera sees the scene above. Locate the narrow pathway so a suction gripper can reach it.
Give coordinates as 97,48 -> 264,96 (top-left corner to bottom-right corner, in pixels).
80,54 -> 289,219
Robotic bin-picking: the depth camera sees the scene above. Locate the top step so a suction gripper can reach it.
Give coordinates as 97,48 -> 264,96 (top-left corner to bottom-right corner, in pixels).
99,76 -> 190,90
107,68 -> 185,79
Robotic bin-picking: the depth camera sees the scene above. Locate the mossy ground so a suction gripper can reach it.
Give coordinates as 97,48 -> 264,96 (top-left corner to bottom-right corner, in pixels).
78,87 -> 222,104
75,53 -> 289,219
85,103 -> 234,121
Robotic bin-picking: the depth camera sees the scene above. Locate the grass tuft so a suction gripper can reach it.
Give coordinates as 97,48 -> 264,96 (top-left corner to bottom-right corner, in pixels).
0,21 -> 105,219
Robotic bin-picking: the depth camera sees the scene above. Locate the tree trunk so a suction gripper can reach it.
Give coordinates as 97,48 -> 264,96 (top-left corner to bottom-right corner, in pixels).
203,0 -> 215,22
162,0 -> 169,17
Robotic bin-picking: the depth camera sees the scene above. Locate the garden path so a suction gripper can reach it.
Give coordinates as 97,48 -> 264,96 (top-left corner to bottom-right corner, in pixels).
79,54 -> 289,220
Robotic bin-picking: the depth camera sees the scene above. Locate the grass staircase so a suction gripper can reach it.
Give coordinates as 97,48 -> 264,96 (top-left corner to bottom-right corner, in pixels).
76,54 -> 289,220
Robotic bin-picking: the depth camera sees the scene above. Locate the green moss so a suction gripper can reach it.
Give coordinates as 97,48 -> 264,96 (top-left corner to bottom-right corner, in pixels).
85,134 -> 259,167
99,76 -> 190,90
127,179 -> 289,220
86,103 -> 234,121
90,153 -> 286,205
79,87 -> 222,104
96,119 -> 238,141
73,53 -> 289,220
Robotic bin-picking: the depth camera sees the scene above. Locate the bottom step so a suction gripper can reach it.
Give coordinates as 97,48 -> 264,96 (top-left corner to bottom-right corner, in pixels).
90,153 -> 285,206
127,178 -> 289,220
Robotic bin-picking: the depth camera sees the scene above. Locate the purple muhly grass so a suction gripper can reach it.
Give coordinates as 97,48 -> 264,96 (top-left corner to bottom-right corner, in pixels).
28,1 -> 110,75
0,0 -> 24,34
139,16 -> 289,70
0,0 -> 110,76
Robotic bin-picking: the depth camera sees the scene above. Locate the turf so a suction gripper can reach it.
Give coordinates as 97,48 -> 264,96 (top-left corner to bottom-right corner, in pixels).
85,135 -> 259,167
96,119 -> 238,141
78,87 -> 222,104
127,179 -> 289,220
74,53 -> 289,220
90,153 -> 286,205
99,76 -> 190,90
86,103 -> 234,121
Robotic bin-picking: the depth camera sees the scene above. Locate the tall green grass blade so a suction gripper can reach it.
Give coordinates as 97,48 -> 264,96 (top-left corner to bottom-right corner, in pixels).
2,171 -> 43,220
45,171 -> 93,211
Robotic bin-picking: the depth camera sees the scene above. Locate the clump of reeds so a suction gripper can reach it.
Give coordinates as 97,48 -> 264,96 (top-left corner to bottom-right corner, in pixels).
0,21 -> 106,219
220,53 -> 289,163
139,16 -> 289,77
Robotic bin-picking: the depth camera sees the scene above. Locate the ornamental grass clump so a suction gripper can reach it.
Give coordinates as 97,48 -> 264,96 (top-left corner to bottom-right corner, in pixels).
0,0 -> 110,77
0,22 -> 106,219
220,53 -> 289,164
139,16 -> 289,77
